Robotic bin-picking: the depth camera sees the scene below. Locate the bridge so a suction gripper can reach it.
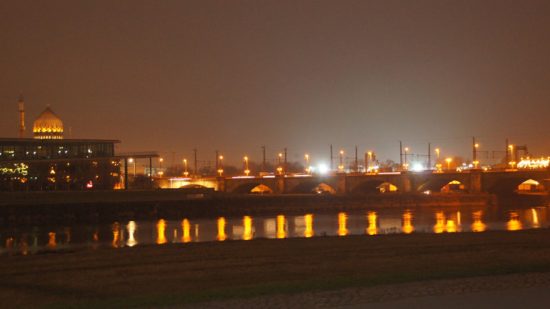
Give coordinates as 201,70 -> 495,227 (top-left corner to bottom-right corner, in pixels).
167,169 -> 550,195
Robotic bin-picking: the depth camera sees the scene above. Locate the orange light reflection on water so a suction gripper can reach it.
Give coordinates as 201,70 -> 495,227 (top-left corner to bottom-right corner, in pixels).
126,221 -> 138,247
531,208 -> 540,228
112,222 -> 121,248
276,215 -> 286,239
217,217 -> 227,241
181,219 -> 192,243
507,212 -> 522,231
48,232 -> 57,248
402,211 -> 414,234
156,219 -> 167,244
304,214 -> 314,238
338,212 -> 348,236
243,216 -> 253,240
366,211 -> 378,235
434,212 -> 445,234
471,211 -> 487,232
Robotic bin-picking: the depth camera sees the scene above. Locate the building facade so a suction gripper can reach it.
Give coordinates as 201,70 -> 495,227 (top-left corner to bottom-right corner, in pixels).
0,138 -> 121,191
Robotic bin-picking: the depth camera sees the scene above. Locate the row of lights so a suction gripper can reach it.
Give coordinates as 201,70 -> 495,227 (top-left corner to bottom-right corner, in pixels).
141,142 -> 528,177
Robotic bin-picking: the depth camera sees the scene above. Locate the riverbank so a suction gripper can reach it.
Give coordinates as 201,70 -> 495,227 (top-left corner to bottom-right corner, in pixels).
0,190 -> 494,225
2,229 -> 550,308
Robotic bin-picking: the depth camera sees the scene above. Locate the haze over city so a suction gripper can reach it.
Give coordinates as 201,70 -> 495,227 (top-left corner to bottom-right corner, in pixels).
2,0 -> 550,166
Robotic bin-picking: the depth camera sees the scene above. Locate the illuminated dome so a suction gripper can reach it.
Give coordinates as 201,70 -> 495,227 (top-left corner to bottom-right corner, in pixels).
33,106 -> 64,139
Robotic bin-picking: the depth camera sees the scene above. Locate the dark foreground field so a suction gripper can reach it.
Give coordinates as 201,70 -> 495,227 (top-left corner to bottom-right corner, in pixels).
3,230 -> 550,308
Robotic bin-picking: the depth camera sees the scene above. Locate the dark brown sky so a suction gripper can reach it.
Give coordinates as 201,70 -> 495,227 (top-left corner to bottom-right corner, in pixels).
1,0 -> 550,166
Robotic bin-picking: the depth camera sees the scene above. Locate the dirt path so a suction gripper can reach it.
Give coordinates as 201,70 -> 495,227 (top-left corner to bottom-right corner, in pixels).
193,272 -> 550,308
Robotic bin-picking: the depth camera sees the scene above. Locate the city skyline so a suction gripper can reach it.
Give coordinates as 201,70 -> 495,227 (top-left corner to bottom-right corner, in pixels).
2,0 -> 550,165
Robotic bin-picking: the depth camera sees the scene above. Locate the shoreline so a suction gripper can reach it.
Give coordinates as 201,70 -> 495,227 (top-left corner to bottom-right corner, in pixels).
0,190 -> 496,225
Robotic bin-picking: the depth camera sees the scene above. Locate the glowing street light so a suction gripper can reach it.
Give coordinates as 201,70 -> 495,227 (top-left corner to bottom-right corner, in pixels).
159,157 -> 164,176
473,142 -> 480,164
183,158 -> 189,177
277,152 -> 284,175
304,154 -> 310,174
435,148 -> 440,160
217,155 -> 224,176
445,157 -> 453,171
243,156 -> 250,176
508,144 -> 515,162
128,158 -> 136,177
338,150 -> 344,171
404,147 -> 409,170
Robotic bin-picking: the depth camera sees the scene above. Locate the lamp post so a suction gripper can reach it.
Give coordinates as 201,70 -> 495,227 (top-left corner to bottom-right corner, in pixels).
159,157 -> 164,176
404,147 -> 409,170
367,151 -> 373,172
304,154 -> 310,174
217,155 -> 224,177
128,158 -> 136,177
508,144 -> 514,163
278,153 -> 283,174
434,148 -> 440,170
338,150 -> 344,172
183,158 -> 189,177
445,157 -> 453,171
243,156 -> 250,176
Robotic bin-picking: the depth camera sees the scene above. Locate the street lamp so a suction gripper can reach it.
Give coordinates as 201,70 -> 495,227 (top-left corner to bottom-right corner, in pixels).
217,155 -> 224,176
304,154 -> 310,174
508,144 -> 514,163
338,150 -> 344,171
128,158 -> 136,177
366,151 -> 373,171
445,157 -> 453,171
277,153 -> 283,174
243,156 -> 250,176
404,147 -> 409,170
435,148 -> 440,160
183,158 -> 189,177
159,157 -> 164,176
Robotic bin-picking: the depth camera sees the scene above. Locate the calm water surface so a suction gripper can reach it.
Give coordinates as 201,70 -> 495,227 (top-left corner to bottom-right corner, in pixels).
1,205 -> 548,255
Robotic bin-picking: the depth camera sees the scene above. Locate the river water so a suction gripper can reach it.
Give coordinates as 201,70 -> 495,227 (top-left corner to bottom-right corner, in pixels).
1,205 -> 548,256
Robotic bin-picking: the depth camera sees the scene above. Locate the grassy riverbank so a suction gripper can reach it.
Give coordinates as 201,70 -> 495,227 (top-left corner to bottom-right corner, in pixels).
2,229 -> 550,308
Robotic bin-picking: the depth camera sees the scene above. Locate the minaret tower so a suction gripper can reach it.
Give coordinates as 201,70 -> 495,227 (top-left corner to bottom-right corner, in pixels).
18,94 -> 26,138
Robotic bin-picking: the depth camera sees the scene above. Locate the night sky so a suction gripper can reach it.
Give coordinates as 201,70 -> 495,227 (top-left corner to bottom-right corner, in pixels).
1,0 -> 550,167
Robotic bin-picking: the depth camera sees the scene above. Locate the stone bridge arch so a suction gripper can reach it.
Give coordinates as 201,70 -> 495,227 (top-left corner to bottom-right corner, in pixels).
285,177 -> 339,194
224,177 -> 278,194
350,180 -> 400,194
417,178 -> 467,193
483,174 -> 548,194
413,172 -> 471,193
346,174 -> 403,194
287,180 -> 337,194
481,170 -> 550,194
232,182 -> 275,194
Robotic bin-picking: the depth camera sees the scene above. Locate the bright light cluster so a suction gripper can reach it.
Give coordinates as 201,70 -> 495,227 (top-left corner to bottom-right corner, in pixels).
517,157 -> 550,169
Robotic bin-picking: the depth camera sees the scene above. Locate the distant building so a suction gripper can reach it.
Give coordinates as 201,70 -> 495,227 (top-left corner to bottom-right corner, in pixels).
0,137 -> 121,190
0,99 -> 121,191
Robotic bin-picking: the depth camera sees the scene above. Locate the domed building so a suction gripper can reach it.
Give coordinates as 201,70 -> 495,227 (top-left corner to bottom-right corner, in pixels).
32,106 -> 64,139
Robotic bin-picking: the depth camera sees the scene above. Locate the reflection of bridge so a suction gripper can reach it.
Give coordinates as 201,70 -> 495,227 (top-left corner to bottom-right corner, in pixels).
170,170 -> 550,195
